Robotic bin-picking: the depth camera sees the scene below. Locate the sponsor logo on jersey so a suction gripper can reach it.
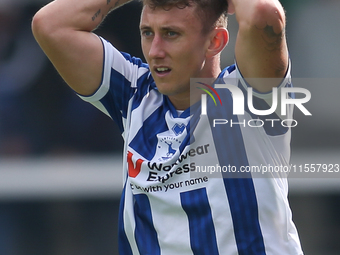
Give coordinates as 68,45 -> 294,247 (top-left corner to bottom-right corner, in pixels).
127,151 -> 143,178
127,144 -> 210,183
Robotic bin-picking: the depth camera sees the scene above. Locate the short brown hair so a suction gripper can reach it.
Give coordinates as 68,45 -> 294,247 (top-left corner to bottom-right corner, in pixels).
142,0 -> 228,34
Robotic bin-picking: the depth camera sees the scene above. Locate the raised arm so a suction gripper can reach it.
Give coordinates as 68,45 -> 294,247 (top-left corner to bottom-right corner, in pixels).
32,0 -> 130,96
228,0 -> 288,92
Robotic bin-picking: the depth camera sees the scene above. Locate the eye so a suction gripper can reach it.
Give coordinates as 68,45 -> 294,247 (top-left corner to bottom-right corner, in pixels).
141,30 -> 154,38
166,31 -> 178,37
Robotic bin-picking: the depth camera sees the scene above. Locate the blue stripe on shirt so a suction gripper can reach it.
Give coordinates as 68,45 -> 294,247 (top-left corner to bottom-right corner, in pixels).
134,194 -> 161,255
222,178 -> 266,255
206,86 -> 266,255
120,51 -> 149,71
100,68 -> 135,132
118,184 -> 133,255
181,188 -> 219,255
131,73 -> 155,112
101,51 -> 150,133
129,105 -> 169,160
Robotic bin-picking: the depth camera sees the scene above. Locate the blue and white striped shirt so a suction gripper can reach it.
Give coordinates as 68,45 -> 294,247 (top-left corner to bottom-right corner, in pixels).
79,37 -> 303,255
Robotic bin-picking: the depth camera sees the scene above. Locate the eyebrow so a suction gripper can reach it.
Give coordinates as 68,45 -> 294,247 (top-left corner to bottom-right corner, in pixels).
140,25 -> 151,31
140,25 -> 184,33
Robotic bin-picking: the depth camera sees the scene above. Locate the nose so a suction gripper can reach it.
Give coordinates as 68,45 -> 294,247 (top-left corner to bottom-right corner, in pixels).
148,34 -> 166,59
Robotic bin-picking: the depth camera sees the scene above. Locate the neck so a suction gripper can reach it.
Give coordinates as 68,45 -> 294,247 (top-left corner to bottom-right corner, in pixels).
168,93 -> 198,111
169,70 -> 222,110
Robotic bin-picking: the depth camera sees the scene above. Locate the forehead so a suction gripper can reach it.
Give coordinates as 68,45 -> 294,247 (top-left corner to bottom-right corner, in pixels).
140,4 -> 203,32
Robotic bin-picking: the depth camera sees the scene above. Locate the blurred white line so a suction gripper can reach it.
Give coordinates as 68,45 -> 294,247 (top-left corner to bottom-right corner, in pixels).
0,155 -> 123,201
0,149 -> 339,201
289,149 -> 340,194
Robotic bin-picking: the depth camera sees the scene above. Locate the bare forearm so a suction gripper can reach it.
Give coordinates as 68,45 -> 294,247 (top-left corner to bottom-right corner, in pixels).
31,0 -> 133,95
32,0 -> 131,33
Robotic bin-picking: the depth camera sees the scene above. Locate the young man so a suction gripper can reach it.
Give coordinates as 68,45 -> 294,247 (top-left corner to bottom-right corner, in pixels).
32,0 -> 303,254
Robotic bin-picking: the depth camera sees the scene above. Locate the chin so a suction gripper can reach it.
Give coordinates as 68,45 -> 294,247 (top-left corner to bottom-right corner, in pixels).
154,82 -> 174,95
154,81 -> 189,96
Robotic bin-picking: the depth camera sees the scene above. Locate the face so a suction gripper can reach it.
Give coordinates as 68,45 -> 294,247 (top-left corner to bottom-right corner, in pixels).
140,4 -> 212,105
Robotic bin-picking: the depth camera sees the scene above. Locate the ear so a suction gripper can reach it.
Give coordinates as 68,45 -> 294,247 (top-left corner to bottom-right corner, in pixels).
206,28 -> 229,58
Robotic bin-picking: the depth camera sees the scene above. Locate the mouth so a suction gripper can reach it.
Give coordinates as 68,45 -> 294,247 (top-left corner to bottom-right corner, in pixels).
154,67 -> 172,76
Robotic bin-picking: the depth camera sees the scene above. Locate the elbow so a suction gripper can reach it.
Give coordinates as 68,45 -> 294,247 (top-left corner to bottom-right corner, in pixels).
240,1 -> 286,34
32,9 -> 50,42
255,1 -> 286,33
31,6 -> 60,44
31,11 -> 42,39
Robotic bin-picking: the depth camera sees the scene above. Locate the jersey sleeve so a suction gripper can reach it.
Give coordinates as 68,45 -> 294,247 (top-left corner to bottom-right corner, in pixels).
220,60 -> 293,137
235,59 -> 293,121
78,36 -> 150,133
